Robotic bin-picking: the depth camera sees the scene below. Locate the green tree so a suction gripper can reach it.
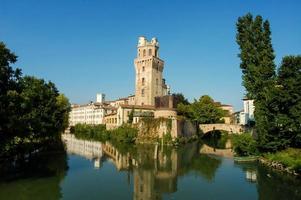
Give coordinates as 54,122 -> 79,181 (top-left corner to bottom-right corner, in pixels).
127,107 -> 134,123
0,42 -> 22,150
272,56 -> 301,148
174,93 -> 190,116
173,93 -> 190,105
56,94 -> 71,132
177,95 -> 226,124
0,42 -> 71,157
236,13 -> 277,151
18,76 -> 62,141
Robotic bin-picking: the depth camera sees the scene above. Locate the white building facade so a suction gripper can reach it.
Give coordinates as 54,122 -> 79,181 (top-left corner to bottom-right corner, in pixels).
239,99 -> 255,125
69,94 -> 115,126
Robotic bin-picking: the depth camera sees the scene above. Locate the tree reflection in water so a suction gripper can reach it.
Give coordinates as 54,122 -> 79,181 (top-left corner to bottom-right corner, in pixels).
0,141 -> 68,200
2,135 -> 300,200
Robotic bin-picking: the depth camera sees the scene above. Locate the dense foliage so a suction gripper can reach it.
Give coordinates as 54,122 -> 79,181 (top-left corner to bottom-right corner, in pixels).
236,13 -> 301,152
177,95 -> 227,124
71,124 -> 138,144
172,93 -> 190,105
0,42 -> 70,158
232,134 -> 258,156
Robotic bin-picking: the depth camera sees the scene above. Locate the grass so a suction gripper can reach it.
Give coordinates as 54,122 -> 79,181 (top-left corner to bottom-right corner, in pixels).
264,148 -> 301,173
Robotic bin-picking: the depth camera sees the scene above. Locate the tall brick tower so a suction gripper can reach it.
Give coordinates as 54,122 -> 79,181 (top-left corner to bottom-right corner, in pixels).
134,36 -> 168,106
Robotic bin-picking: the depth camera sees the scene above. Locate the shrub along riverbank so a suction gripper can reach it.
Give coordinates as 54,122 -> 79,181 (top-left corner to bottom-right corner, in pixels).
231,133 -> 301,175
70,124 -> 138,144
263,148 -> 301,175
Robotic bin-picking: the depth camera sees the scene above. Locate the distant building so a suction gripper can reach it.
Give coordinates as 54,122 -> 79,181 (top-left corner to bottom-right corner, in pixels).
215,102 -> 234,124
69,94 -> 115,126
239,98 -> 255,125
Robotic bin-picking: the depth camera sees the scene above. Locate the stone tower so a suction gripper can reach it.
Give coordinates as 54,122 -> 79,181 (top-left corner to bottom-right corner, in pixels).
134,36 -> 168,106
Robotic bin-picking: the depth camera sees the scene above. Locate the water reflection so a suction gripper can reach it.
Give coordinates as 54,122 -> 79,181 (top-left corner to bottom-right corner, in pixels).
1,135 -> 300,200
62,134 -> 222,199
0,142 -> 68,200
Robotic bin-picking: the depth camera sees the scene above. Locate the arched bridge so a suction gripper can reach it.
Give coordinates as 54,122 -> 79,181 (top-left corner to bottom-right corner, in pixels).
199,124 -> 243,135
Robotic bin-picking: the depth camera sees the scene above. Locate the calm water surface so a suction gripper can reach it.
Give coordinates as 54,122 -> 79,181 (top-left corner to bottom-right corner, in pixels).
0,135 -> 300,200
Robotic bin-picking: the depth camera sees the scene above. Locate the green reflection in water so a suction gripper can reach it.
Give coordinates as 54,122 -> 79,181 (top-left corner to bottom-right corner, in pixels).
0,135 -> 300,200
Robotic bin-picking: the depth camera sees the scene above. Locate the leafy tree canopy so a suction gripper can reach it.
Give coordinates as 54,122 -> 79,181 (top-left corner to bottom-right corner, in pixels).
177,95 -> 227,124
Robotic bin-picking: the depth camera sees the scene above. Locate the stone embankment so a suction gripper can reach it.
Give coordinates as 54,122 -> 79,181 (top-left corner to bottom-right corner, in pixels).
259,157 -> 300,176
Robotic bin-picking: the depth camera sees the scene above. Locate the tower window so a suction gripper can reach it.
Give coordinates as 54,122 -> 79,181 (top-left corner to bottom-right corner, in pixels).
148,49 -> 152,56
143,49 -> 146,57
141,89 -> 144,97
156,78 -> 158,85
142,78 -> 145,86
142,66 -> 145,72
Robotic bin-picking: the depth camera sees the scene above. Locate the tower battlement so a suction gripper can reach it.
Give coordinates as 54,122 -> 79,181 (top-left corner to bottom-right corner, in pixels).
136,36 -> 160,59
138,36 -> 159,47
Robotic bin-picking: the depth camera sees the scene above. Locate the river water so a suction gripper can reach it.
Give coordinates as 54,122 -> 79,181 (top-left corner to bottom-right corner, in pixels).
0,134 -> 300,200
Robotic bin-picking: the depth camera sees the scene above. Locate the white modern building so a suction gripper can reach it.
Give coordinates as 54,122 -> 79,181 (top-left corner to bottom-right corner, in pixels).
239,98 -> 255,125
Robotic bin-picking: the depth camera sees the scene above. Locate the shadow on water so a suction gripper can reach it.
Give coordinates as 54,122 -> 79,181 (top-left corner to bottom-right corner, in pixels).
201,130 -> 231,149
0,141 -> 68,200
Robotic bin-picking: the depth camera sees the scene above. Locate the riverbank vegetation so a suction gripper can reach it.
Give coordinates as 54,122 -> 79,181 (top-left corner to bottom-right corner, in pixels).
70,124 -> 138,144
235,13 -> 301,173
263,148 -> 301,173
0,42 -> 70,161
232,134 -> 259,156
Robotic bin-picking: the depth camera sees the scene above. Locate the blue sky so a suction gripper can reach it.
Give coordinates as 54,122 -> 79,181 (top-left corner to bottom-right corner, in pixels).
1,0 -> 300,110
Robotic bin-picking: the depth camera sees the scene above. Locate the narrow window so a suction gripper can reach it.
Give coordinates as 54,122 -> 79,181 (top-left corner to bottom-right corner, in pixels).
142,66 -> 145,72
141,89 -> 144,97
148,49 -> 152,56
156,78 -> 158,85
142,78 -> 145,86
143,49 -> 146,57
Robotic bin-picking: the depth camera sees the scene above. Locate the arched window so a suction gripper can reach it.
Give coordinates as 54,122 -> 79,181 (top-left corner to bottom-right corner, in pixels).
148,49 -> 152,56
142,78 -> 145,86
142,66 -> 145,72
143,49 -> 146,57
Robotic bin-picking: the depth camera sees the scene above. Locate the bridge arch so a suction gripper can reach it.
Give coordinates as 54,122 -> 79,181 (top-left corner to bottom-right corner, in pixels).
199,124 -> 243,135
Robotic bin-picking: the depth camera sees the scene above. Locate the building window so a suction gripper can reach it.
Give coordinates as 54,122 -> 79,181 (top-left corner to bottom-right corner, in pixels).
148,49 -> 152,56
142,66 -> 145,72
156,78 -> 158,85
142,78 -> 145,86
141,89 -> 144,97
143,49 -> 146,57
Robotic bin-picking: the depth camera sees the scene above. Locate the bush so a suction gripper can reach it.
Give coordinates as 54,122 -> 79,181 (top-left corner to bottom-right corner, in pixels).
163,133 -> 172,144
72,124 -> 109,142
232,133 -> 258,156
110,124 -> 138,143
72,124 -> 137,144
264,148 -> 301,173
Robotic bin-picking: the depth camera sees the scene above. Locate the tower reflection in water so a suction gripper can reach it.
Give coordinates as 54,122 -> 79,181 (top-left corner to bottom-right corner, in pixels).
62,134 -> 217,200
